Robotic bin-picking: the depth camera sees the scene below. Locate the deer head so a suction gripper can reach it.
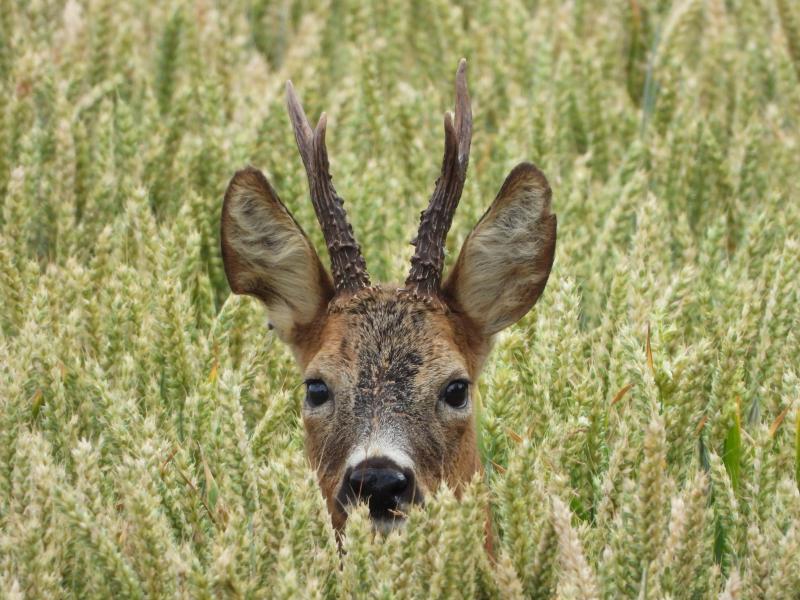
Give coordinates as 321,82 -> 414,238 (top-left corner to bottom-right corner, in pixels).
220,60 -> 556,532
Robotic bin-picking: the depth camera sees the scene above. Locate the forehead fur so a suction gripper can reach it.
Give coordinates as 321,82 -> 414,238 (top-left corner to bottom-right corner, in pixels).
294,287 -> 489,375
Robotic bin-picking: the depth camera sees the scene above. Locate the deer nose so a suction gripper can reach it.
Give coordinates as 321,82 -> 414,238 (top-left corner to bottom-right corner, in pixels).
345,461 -> 415,519
349,467 -> 408,498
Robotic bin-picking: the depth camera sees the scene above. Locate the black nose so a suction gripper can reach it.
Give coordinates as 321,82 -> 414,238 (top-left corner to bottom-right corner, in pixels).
344,458 -> 416,519
349,467 -> 408,498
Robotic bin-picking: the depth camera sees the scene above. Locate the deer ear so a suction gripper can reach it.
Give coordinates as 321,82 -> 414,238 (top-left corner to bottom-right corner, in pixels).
442,163 -> 556,336
221,166 -> 334,341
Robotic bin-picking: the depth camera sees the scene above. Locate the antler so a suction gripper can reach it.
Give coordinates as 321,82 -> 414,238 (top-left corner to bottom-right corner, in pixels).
404,59 -> 472,298
286,81 -> 370,294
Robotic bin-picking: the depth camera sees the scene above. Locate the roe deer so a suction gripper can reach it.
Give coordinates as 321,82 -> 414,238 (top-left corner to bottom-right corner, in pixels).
220,59 -> 557,533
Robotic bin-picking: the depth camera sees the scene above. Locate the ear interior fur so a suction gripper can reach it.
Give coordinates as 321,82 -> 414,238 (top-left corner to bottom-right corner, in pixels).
443,162 -> 557,336
220,166 -> 333,340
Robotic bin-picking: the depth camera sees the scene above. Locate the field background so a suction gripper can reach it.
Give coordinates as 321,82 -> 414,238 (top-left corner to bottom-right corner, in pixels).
2,0 -> 800,598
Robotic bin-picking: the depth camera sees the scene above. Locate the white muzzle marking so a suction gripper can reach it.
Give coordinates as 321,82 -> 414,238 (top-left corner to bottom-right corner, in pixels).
345,437 -> 415,471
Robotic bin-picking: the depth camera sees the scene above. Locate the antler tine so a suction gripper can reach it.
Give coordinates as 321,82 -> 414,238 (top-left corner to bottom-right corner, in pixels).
286,81 -> 314,171
285,81 -> 370,294
405,58 -> 472,298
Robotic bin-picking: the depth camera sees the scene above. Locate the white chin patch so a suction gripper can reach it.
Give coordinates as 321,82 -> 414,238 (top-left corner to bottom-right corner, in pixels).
371,515 -> 407,534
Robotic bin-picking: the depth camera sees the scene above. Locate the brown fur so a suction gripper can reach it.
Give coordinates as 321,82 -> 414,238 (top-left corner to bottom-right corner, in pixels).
443,162 -> 557,336
295,289 -> 485,526
220,161 -> 557,538
220,167 -> 333,342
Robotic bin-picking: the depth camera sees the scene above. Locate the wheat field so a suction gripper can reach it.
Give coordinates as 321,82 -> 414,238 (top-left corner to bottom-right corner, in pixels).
1,0 -> 800,598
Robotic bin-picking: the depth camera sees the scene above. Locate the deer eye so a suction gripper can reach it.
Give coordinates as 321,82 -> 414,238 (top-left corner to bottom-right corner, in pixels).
441,380 -> 469,409
305,380 -> 330,407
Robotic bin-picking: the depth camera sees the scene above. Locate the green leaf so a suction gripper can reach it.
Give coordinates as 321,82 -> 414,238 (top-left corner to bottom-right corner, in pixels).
200,448 -> 219,512
796,411 -> 800,491
722,404 -> 742,492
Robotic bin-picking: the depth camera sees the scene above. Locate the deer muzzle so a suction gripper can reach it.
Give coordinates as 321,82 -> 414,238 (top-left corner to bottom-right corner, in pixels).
337,456 -> 422,528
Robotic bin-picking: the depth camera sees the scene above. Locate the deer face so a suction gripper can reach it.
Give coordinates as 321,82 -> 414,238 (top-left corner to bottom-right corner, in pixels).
298,289 -> 488,531
220,60 -> 556,532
